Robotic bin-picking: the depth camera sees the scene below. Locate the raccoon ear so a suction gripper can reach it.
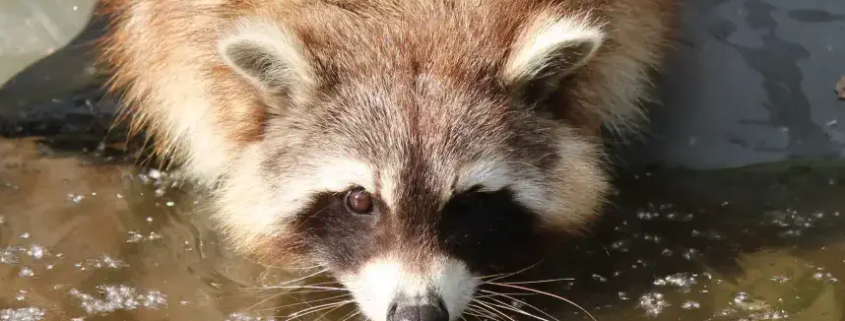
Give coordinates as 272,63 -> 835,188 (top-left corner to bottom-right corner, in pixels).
218,20 -> 316,102
503,16 -> 604,101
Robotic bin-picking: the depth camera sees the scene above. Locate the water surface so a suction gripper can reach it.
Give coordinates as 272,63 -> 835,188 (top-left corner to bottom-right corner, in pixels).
1,135 -> 843,321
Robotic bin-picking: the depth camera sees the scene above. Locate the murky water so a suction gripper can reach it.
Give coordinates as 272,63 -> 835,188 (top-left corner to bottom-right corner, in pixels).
1,135 -> 844,321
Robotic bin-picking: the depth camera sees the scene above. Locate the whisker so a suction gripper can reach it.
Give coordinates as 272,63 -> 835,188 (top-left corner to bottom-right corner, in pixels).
284,280 -> 341,288
246,289 -> 297,312
480,293 -> 564,321
474,292 -> 536,299
466,308 -> 501,321
242,284 -> 346,308
250,293 -> 352,313
263,285 -> 347,292
313,299 -> 355,321
242,281 -> 342,294
468,303 -> 505,321
338,308 -> 362,321
490,277 -> 575,286
275,269 -> 331,286
478,289 -> 555,321
477,258 -> 548,283
225,245 -> 318,271
484,283 -> 598,321
466,305 -> 502,321
283,300 -> 354,321
240,268 -> 331,293
266,288 -> 349,295
476,299 -> 551,321
477,272 -> 512,280
473,300 -> 517,321
278,264 -> 328,271
464,311 -> 492,320
343,310 -> 363,321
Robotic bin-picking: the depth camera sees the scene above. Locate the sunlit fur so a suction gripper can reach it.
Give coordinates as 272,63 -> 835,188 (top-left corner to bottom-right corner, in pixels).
98,0 -> 676,320
340,257 -> 477,321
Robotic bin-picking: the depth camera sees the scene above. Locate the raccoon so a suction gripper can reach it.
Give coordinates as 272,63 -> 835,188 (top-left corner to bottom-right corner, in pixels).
98,0 -> 676,320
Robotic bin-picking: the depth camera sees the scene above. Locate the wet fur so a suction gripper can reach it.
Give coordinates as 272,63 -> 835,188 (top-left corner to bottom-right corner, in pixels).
97,0 -> 677,320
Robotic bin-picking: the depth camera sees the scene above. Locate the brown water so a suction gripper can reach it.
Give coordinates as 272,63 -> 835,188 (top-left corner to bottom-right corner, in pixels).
1,135 -> 844,321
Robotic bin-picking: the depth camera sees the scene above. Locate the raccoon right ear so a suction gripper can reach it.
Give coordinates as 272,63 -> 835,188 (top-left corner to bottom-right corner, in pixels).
503,15 -> 605,102
218,20 -> 316,102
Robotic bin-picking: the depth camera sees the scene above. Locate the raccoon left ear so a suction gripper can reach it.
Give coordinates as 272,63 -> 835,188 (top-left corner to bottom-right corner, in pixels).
218,19 -> 316,103
503,15 -> 605,101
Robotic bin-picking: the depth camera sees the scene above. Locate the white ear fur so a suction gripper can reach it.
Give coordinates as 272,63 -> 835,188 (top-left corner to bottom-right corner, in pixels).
504,15 -> 605,88
218,19 -> 316,98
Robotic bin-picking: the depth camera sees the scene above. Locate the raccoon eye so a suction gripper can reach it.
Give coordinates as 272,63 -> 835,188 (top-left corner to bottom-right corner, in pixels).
345,189 -> 374,214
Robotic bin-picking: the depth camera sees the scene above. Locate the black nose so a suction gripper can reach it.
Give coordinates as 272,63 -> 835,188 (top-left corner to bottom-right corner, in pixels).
387,301 -> 449,321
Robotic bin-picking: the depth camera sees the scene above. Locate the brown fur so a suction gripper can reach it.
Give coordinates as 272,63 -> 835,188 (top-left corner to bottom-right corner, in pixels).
97,0 -> 675,167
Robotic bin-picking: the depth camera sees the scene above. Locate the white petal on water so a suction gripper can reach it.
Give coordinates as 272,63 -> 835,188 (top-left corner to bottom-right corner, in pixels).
681,301 -> 700,309
126,231 -> 162,243
638,292 -> 670,316
69,285 -> 167,315
0,307 -> 46,321
148,169 -> 162,179
18,267 -> 34,277
27,245 -> 45,259
770,275 -> 790,283
1,247 -> 19,264
74,255 -> 128,270
66,194 -> 85,203
126,231 -> 144,243
653,273 -> 697,292
225,312 -> 277,321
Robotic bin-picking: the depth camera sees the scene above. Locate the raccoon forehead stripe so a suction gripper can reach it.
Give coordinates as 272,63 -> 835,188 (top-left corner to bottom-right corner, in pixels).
309,156 -> 377,193
456,159 -> 549,216
218,149 -> 378,246
455,159 -> 513,193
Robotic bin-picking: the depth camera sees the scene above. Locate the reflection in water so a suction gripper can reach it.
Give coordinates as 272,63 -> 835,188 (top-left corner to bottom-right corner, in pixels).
1,136 -> 843,321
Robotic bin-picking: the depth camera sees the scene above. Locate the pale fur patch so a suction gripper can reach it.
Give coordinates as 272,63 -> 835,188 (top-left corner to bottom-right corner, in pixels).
504,13 -> 605,84
340,256 -> 477,321
455,159 -> 513,193
541,133 -> 609,228
455,132 -> 606,230
379,166 -> 399,209
215,145 -> 376,250
151,51 -> 229,185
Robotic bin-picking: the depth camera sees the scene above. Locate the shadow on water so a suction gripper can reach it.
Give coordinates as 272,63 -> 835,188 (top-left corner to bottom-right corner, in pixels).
1,135 -> 843,320
522,162 -> 845,320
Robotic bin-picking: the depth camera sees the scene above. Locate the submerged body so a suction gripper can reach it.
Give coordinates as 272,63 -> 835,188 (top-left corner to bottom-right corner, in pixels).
98,0 -> 676,320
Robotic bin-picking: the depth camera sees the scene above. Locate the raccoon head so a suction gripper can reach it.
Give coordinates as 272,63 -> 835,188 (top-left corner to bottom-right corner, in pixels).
214,8 -> 608,321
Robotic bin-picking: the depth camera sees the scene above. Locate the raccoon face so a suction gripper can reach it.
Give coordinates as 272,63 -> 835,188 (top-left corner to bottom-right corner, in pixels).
214,11 -> 608,321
